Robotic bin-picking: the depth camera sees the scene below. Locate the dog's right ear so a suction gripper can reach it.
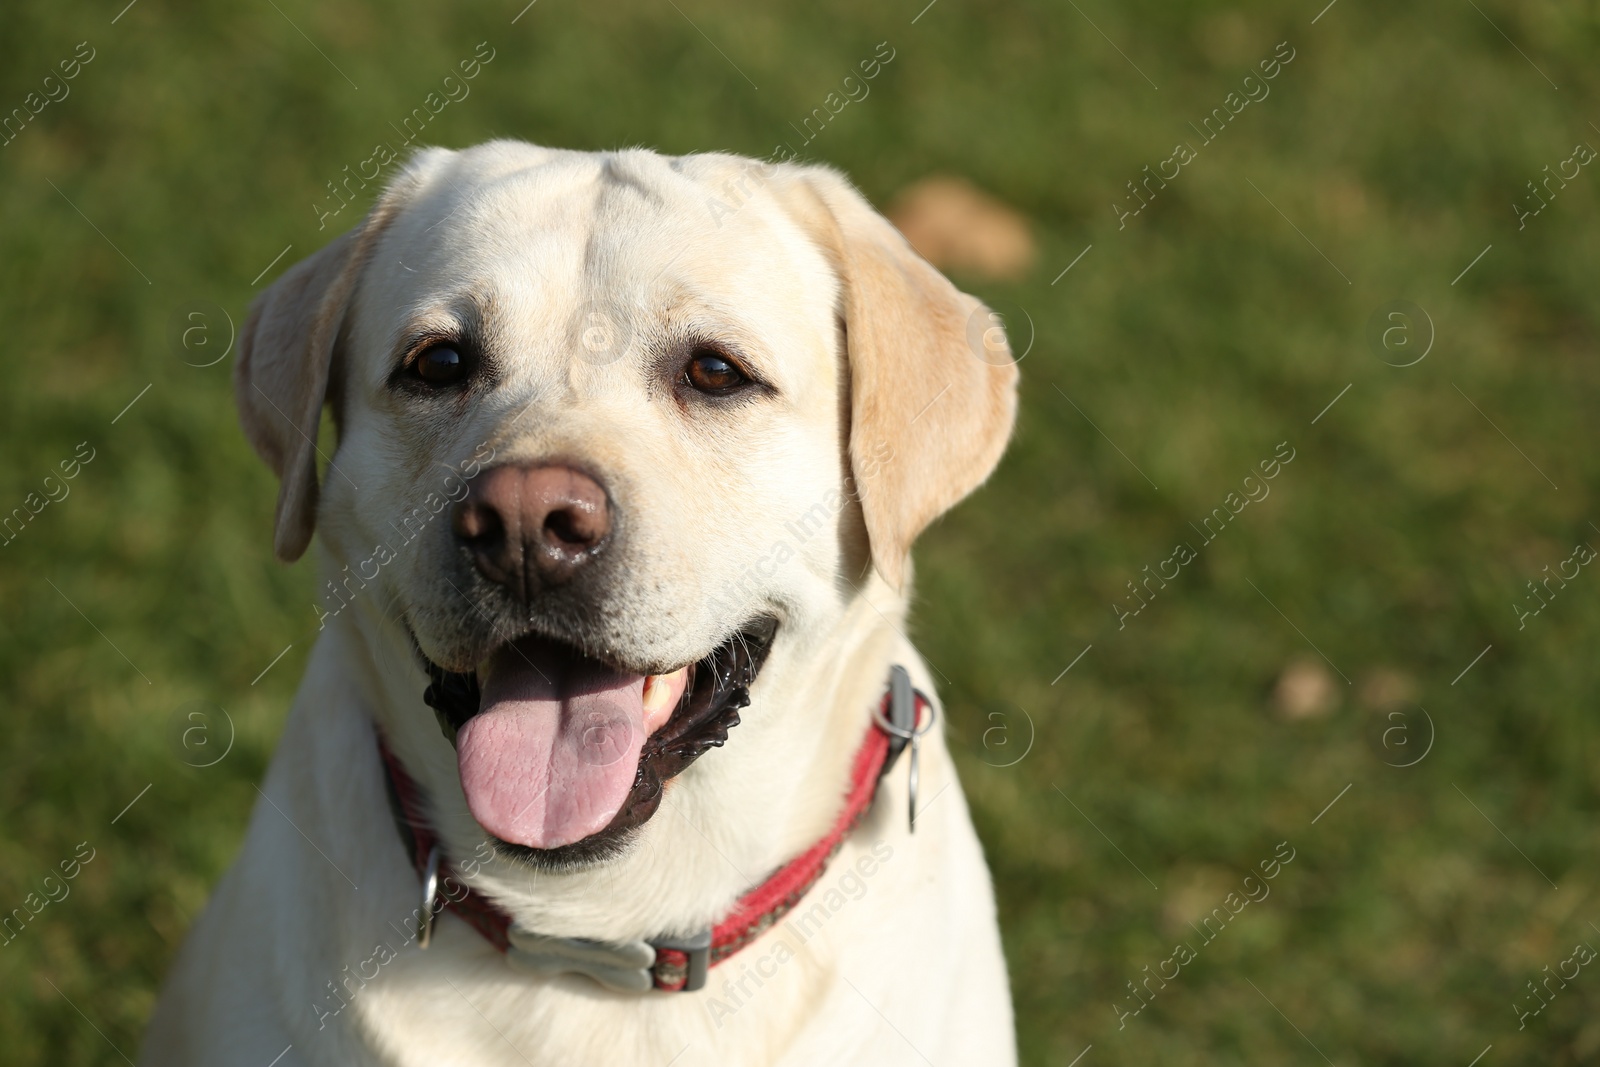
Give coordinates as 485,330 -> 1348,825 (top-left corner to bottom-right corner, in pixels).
235,153 -> 445,562
235,226 -> 365,562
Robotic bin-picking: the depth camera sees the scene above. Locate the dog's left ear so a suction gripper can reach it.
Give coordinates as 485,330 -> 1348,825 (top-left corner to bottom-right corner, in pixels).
770,165 -> 1019,589
235,152 -> 446,562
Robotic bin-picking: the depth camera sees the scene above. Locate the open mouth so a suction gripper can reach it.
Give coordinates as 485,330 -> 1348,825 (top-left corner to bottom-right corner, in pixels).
419,617 -> 777,867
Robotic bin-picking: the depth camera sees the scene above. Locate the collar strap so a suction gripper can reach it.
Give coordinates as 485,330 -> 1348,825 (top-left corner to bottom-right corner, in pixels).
378,667 -> 930,993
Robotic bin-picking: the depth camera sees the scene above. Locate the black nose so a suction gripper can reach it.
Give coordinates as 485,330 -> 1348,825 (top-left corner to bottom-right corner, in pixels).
451,464 -> 613,595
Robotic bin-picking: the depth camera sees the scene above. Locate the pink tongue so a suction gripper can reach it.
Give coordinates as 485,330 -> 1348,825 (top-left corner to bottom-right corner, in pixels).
457,639 -> 649,850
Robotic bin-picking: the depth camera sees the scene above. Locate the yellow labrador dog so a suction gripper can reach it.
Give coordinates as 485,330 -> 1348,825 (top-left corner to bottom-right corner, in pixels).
142,141 -> 1017,1066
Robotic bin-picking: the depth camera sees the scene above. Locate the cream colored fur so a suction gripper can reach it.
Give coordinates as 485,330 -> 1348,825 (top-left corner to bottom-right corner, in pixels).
142,141 -> 1018,1067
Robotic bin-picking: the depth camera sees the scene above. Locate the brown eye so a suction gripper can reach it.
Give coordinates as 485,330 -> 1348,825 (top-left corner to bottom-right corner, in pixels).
684,348 -> 748,394
413,344 -> 470,386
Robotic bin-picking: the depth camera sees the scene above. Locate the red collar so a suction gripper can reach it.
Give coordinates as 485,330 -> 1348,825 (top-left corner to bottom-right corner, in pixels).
378,675 -> 928,993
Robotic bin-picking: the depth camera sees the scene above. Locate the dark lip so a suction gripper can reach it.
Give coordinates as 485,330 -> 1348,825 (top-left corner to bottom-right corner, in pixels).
414,616 -> 779,870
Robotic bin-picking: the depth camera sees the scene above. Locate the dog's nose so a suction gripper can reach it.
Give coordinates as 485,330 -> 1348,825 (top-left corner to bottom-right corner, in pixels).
452,464 -> 613,592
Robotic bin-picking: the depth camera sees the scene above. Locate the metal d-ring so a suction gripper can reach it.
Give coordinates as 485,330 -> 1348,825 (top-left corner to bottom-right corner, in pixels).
872,685 -> 937,833
418,844 -> 442,949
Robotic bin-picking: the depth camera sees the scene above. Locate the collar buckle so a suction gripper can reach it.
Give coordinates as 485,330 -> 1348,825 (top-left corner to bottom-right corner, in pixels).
649,928 -> 712,992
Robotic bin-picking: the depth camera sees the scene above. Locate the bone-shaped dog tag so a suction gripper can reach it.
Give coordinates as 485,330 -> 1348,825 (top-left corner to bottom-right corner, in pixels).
505,927 -> 656,993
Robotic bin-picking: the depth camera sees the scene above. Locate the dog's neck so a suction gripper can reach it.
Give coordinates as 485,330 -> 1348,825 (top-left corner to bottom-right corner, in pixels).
325,560 -> 910,945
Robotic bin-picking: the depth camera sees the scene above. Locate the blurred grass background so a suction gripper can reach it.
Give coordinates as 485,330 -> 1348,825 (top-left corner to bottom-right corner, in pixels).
2,0 -> 1598,1063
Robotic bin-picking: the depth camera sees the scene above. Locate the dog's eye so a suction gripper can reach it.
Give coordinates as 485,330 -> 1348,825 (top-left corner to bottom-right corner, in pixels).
683,348 -> 748,395
412,344 -> 471,386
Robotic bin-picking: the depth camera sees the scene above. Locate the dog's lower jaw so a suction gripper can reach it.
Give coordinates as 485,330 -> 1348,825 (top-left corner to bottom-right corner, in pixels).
330,567 -> 905,929
418,615 -> 779,867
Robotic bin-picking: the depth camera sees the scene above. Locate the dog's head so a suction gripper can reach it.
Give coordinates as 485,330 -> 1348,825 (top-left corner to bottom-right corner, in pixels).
236,142 -> 1016,871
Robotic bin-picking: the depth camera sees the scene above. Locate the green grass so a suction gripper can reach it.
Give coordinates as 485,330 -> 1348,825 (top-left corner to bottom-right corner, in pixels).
2,0 -> 1598,1062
